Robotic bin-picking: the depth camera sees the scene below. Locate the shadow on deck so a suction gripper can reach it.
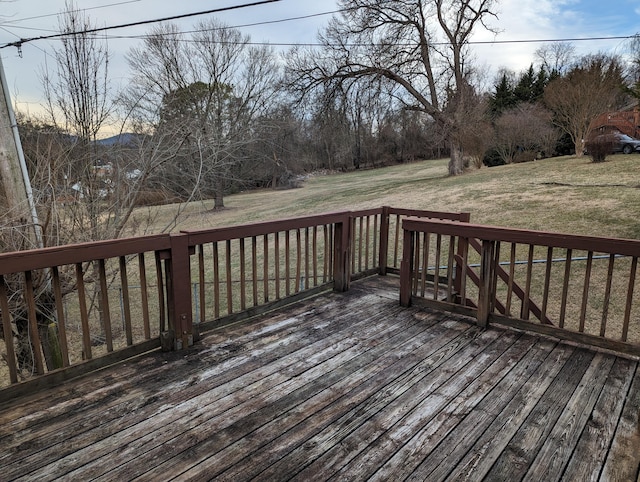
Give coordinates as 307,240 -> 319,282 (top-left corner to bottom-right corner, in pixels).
0,276 -> 638,481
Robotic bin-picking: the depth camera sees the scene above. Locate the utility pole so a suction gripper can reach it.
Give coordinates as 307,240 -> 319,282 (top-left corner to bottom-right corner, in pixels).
0,54 -> 43,249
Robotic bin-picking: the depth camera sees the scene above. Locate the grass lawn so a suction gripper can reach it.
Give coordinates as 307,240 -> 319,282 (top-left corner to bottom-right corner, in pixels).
138,153 -> 640,240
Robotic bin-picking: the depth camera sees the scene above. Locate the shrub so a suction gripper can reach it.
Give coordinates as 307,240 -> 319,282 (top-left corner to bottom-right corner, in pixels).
584,139 -> 613,163
513,149 -> 538,163
482,148 -> 506,167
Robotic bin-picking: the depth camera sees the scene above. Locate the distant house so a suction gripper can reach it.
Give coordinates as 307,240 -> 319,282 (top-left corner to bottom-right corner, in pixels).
588,106 -> 640,140
92,160 -> 113,177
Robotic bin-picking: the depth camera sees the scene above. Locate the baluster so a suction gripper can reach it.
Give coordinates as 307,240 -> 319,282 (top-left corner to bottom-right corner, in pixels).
0,276 -> 18,383
139,253 -> 151,339
119,256 -> 133,346
622,256 -> 637,342
239,238 -> 246,311
579,251 -> 594,333
98,259 -> 113,351
559,248 -> 572,329
600,254 -> 615,337
51,266 -> 69,366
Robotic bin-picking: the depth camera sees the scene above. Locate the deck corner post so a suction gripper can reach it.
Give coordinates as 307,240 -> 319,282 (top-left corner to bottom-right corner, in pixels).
399,226 -> 414,307
477,239 -> 495,328
168,233 -> 194,350
333,213 -> 352,292
378,206 -> 391,275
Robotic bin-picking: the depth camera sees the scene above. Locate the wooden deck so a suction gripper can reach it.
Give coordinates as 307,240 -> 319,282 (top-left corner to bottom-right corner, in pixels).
0,276 -> 638,481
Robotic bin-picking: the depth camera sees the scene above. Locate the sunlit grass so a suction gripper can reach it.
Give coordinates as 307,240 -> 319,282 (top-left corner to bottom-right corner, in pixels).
139,153 -> 640,241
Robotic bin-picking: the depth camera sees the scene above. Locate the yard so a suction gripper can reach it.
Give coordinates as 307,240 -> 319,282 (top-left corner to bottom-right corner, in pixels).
141,154 -> 640,241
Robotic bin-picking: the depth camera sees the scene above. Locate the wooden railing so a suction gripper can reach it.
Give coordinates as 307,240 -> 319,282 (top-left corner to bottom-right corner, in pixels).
378,207 -> 471,275
181,211 -> 352,337
0,207 -> 467,397
5,205 -> 639,396
182,208 -> 471,334
0,235 -> 172,396
400,218 -> 640,357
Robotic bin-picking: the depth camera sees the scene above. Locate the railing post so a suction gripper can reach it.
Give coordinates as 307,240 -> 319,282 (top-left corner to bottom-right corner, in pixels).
477,239 -> 495,328
168,233 -> 194,350
399,224 -> 415,307
378,206 -> 390,275
333,213 -> 352,292
454,213 -> 471,303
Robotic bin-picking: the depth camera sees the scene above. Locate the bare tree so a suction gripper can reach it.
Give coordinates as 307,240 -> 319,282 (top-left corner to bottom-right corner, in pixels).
535,42 -> 576,77
286,0 -> 497,176
125,20 -> 279,209
456,87 -> 493,168
493,103 -> 559,164
544,54 -> 627,157
1,0 -> 118,374
40,0 -> 118,242
626,34 -> 640,98
5,2 -> 174,375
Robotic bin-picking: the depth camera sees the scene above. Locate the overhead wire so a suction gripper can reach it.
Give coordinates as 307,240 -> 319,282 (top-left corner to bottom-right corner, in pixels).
1,1 -> 637,51
1,0 -> 143,25
105,8 -> 346,40
100,35 -> 639,48
0,26 -> 54,60
0,0 -> 285,50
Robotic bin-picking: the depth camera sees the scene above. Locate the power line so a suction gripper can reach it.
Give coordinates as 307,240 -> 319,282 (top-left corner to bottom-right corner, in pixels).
100,34 -> 639,49
1,1 -> 637,51
1,25 -> 58,34
2,0 -> 143,25
470,35 -> 637,46
0,0 -> 285,50
100,9 -> 346,41
0,27 -> 53,60
158,9 -> 343,36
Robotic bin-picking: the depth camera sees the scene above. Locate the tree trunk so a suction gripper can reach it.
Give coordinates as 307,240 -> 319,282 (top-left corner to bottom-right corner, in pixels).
574,137 -> 585,157
214,177 -> 225,209
448,141 -> 465,176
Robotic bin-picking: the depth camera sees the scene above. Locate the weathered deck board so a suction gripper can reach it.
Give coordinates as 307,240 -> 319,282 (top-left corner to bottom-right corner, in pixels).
564,357 -> 638,481
90,307 -> 447,481
482,347 -> 598,481
290,331 -> 528,481
599,361 -> 640,482
0,276 -> 638,481
336,335 -> 557,481
0,296 -> 371,469
14,293 -> 413,480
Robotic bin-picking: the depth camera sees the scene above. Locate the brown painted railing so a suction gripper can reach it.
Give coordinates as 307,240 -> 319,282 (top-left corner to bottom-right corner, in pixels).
400,218 -> 640,357
0,235 -> 172,395
180,211 -> 352,338
378,207 -> 471,275
0,207 -> 467,397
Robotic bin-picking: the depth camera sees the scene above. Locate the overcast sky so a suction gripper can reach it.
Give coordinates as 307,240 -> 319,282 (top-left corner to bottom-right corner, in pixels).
1,0 -> 639,117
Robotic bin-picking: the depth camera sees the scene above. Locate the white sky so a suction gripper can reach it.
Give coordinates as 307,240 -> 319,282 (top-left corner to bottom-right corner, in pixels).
1,0 -> 639,120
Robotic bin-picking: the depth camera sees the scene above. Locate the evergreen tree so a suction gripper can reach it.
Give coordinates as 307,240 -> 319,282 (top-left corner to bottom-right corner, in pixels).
514,65 -> 537,103
489,72 -> 516,118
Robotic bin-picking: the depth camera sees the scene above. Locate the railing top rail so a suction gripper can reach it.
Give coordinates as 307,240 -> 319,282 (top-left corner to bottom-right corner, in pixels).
403,218 -> 640,257
351,207 -> 383,217
182,210 -> 356,246
0,234 -> 172,275
388,207 -> 470,222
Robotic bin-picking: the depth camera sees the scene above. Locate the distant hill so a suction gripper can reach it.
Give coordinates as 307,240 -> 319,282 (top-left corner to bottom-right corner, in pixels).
95,133 -> 144,146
